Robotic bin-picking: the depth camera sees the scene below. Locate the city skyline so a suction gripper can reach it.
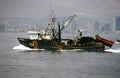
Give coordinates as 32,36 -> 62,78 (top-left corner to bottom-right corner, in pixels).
0,15 -> 118,34
116,17 -> 120,31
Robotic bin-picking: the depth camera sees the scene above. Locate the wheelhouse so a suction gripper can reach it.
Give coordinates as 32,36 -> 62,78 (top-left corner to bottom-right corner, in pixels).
28,30 -> 51,40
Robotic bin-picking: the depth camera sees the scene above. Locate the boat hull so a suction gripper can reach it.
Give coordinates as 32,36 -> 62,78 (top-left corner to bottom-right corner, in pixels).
17,37 -> 105,52
17,37 -> 58,50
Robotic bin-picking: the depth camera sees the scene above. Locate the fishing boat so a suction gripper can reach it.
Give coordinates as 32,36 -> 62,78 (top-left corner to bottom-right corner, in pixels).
95,35 -> 114,47
17,15 -> 113,51
117,40 -> 120,42
17,15 -> 75,49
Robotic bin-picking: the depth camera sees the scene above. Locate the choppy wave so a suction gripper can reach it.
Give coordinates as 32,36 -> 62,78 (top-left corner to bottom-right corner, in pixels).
13,45 -> 44,51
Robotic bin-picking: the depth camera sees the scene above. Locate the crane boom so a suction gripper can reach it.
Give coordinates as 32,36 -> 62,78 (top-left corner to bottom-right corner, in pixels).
60,15 -> 77,33
55,15 -> 77,37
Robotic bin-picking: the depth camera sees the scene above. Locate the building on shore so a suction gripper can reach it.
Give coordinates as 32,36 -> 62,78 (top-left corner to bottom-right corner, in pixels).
0,24 -> 5,32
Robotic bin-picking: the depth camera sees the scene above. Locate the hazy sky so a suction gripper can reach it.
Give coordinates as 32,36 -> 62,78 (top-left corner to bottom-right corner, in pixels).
0,0 -> 120,18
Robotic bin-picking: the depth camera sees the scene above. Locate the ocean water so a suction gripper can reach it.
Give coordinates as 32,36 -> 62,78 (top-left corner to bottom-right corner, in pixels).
0,33 -> 120,78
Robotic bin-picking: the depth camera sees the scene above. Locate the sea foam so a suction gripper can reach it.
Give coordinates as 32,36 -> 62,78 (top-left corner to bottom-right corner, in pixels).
105,48 -> 120,53
13,45 -> 44,51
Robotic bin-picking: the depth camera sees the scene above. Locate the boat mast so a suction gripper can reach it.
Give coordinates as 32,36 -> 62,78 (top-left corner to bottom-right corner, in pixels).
45,11 -> 56,32
57,21 -> 61,43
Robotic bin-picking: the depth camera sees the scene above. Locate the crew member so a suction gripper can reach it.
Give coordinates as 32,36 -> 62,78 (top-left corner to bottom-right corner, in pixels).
78,29 -> 82,38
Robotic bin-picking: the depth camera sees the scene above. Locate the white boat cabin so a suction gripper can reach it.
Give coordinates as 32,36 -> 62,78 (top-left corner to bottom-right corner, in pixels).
28,30 -> 51,40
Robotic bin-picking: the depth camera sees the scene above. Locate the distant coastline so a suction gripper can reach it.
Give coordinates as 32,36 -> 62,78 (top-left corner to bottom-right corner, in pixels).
0,16 -> 118,34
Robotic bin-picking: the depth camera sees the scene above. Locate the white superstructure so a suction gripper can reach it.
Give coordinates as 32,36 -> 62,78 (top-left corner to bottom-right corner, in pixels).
28,30 -> 51,40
